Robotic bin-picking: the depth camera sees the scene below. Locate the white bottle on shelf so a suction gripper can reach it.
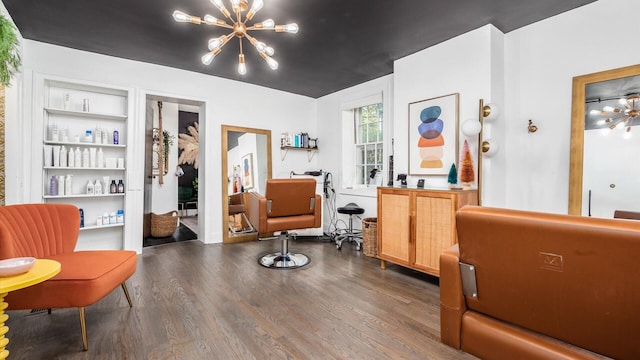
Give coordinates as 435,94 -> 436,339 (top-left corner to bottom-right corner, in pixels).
94,179 -> 102,195
101,129 -> 108,144
97,148 -> 104,168
58,175 -> 65,195
59,145 -> 67,167
50,120 -> 59,141
94,126 -> 102,144
75,147 -> 81,168
86,180 -> 94,195
82,148 -> 90,168
65,175 -> 73,195
68,147 -> 75,168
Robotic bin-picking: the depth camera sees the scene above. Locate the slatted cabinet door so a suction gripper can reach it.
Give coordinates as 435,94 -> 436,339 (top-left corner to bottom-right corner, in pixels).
377,189 -> 411,267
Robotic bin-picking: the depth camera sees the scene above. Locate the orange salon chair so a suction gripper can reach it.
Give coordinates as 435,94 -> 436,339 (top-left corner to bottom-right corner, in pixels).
0,203 -> 137,351
248,178 -> 321,269
228,192 -> 254,233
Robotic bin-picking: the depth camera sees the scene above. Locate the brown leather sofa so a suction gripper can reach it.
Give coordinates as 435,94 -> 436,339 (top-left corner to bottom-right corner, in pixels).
440,206 -> 640,359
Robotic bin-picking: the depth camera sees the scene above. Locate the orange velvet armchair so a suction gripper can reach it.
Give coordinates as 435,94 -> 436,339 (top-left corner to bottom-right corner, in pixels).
0,203 -> 137,351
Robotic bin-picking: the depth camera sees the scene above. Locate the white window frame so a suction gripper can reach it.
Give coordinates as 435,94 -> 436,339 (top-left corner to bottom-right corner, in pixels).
340,84 -> 392,197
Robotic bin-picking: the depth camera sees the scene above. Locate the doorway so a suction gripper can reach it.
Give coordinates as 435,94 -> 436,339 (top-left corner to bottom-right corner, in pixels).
142,95 -> 203,247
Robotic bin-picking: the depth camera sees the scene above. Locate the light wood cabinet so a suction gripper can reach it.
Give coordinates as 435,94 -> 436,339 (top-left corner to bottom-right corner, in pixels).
377,187 -> 477,277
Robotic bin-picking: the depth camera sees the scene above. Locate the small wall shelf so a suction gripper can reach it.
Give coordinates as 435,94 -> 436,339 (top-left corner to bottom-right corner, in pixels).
44,193 -> 125,199
44,140 -> 126,149
280,146 -> 318,162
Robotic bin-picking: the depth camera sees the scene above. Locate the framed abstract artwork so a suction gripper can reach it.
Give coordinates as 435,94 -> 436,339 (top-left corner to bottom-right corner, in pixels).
408,93 -> 459,175
241,153 -> 254,190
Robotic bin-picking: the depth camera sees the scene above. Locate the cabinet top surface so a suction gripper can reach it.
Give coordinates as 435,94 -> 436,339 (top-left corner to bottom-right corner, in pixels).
378,186 -> 477,193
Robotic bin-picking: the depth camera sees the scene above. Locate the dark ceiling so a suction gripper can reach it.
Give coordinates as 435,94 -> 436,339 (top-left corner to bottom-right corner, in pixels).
4,0 -> 596,98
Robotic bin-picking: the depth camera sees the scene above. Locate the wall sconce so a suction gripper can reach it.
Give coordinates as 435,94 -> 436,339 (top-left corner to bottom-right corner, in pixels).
461,99 -> 500,205
528,119 -> 538,133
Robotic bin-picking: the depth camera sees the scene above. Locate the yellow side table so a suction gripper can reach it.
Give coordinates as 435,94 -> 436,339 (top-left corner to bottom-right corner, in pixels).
0,259 -> 61,360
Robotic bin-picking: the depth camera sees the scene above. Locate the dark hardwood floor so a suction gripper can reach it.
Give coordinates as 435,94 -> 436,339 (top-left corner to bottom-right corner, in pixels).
5,239 -> 477,359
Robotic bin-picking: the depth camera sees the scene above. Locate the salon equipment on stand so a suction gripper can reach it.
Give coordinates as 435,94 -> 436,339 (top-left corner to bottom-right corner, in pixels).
289,170 -> 325,237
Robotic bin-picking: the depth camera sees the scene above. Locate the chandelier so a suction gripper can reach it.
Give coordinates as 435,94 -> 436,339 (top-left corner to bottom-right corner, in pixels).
590,94 -> 640,138
173,0 -> 298,75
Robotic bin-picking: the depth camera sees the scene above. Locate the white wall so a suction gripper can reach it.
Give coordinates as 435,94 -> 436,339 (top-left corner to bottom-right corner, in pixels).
148,100 -> 179,214
6,40 -> 315,251
503,0 -> 640,213
393,25 -> 505,204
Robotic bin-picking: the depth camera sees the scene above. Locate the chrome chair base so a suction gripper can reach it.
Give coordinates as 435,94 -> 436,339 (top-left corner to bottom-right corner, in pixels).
258,231 -> 310,269
258,252 -> 310,269
335,231 -> 362,251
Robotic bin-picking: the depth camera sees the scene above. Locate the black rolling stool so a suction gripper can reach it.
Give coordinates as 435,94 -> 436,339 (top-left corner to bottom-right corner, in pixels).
335,202 -> 365,250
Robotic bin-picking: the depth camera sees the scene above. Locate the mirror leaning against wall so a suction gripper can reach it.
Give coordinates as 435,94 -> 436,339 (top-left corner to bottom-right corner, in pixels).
569,64 -> 640,217
221,125 -> 272,243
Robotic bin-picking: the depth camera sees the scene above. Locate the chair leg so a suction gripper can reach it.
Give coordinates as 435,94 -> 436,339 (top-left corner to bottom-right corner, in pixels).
121,282 -> 133,307
78,307 -> 88,351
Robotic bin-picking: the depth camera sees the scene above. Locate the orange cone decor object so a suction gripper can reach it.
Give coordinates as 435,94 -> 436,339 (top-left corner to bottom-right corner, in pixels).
460,140 -> 475,185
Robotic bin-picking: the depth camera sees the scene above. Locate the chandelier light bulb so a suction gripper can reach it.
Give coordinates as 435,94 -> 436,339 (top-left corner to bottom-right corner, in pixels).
619,98 -> 629,106
265,46 -> 274,56
590,109 -> 602,116
247,0 -> 264,20
276,23 -> 298,33
173,10 -> 192,23
603,105 -> 615,112
208,35 -> 227,50
260,54 -> 278,70
260,19 -> 275,28
201,52 -> 216,65
238,54 -> 247,75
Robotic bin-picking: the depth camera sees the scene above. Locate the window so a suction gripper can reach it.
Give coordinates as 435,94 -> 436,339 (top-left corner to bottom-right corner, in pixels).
354,103 -> 383,186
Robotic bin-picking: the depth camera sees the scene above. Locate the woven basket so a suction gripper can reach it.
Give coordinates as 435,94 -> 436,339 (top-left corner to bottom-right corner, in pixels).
362,217 -> 377,257
150,211 -> 179,237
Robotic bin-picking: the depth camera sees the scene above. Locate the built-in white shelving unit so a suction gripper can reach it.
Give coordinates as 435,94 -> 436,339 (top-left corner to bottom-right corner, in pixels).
39,76 -> 132,250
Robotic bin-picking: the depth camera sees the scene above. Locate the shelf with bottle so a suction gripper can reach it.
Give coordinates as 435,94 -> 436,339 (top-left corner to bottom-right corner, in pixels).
44,140 -> 126,149
44,193 -> 125,199
44,107 -> 127,121
44,166 -> 125,171
80,223 -> 125,231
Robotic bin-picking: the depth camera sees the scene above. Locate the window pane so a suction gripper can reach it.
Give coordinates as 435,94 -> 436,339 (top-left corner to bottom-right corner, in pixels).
378,121 -> 383,141
355,145 -> 364,165
356,165 -> 365,185
376,143 -> 384,165
365,144 -> 376,164
357,124 -> 365,143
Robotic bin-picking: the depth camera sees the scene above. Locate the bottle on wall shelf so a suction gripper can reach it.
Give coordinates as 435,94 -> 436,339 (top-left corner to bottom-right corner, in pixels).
49,176 -> 58,196
68,147 -> 75,168
64,175 -> 72,195
79,208 -> 84,228
94,126 -> 102,144
82,148 -> 90,168
50,120 -> 59,142
117,209 -> 124,223
102,212 -> 109,225
75,147 -> 81,168
110,180 -> 117,194
94,179 -> 102,195
113,130 -> 119,145
97,148 -> 104,168
59,145 -> 67,167
58,175 -> 65,195
117,179 -> 124,193
109,212 -> 117,224
86,179 -> 94,195
102,176 -> 110,194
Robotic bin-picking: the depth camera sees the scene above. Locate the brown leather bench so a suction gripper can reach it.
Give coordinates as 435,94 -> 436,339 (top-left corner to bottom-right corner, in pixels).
440,206 -> 640,359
